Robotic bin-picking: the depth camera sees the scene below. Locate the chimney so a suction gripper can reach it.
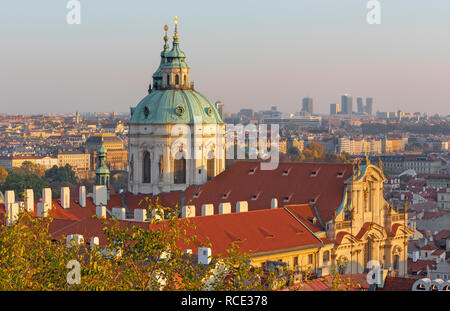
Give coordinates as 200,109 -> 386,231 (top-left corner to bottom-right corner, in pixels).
218,202 -> 231,214
201,204 -> 214,216
42,188 -> 52,208
134,208 -> 147,222
181,205 -> 196,218
5,190 -> 15,209
6,202 -> 19,226
66,234 -> 84,247
236,201 -> 248,213
93,185 -> 107,206
79,185 -> 86,208
37,201 -> 50,217
112,207 -> 126,220
413,251 -> 419,262
96,205 -> 107,219
198,247 -> 212,265
151,208 -> 164,221
271,198 -> 278,209
61,187 -> 70,209
24,189 -> 34,212
90,236 -> 99,249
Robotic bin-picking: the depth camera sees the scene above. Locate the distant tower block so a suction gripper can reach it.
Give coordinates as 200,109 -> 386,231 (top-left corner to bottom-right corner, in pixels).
24,189 -> 34,212
79,185 -> 86,208
61,187 -> 70,209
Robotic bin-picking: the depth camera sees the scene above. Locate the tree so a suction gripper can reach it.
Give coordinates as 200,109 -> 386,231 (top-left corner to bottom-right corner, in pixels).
0,173 -> 48,199
45,165 -> 78,198
0,199 -> 281,291
0,165 -> 8,184
45,164 -> 77,184
10,161 -> 46,177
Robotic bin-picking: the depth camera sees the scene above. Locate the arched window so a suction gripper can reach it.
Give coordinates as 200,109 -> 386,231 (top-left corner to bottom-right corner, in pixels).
174,157 -> 186,184
393,255 -> 400,271
175,74 -> 179,85
183,75 -> 187,85
167,74 -> 170,86
323,251 -> 330,266
159,154 -> 164,179
207,158 -> 215,181
143,151 -> 151,183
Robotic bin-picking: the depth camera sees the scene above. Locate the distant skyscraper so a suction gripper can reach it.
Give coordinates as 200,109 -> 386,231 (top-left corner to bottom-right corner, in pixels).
341,94 -> 353,115
301,97 -> 313,115
330,103 -> 339,115
357,97 -> 364,114
215,101 -> 224,120
366,98 -> 373,115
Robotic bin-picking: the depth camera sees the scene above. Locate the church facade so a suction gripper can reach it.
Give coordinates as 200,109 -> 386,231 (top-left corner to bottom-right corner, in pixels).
128,21 -> 226,195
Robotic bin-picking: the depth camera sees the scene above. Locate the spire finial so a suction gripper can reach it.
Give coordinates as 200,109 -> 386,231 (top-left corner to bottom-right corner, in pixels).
164,24 -> 169,42
173,16 -> 179,40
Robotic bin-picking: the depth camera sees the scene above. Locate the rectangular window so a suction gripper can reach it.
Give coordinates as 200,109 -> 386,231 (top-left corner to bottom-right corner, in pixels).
308,254 -> 313,264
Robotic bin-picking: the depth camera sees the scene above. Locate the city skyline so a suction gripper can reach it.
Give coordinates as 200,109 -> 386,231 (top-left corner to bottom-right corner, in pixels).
1,1 -> 450,115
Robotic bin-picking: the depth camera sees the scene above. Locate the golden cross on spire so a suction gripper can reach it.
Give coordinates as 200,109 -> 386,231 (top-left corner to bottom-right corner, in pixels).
173,16 -> 179,40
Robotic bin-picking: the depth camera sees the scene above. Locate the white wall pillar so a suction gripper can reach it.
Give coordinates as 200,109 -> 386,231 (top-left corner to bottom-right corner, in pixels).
201,204 -> 214,216
236,201 -> 248,213
61,187 -> 70,209
79,185 -> 86,208
24,189 -> 34,212
112,207 -> 126,220
219,202 -> 231,214
182,205 -> 196,218
42,188 -> 52,208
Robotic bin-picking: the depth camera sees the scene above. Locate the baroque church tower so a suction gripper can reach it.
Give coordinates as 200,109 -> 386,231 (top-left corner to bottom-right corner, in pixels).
128,18 -> 226,195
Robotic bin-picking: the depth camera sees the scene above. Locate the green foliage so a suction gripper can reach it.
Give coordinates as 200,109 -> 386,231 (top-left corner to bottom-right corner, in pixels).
286,143 -> 349,163
0,165 -> 8,183
0,199 -> 283,291
10,161 -> 45,177
45,164 -> 77,185
0,173 -> 49,199
1,163 -> 78,199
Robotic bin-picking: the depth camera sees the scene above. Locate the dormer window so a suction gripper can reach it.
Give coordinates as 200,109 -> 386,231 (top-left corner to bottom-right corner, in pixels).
337,172 -> 344,178
249,168 -> 256,175
311,171 -> 317,177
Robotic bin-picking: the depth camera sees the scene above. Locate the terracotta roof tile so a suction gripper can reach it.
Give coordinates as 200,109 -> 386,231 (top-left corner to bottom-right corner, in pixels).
183,161 -> 353,224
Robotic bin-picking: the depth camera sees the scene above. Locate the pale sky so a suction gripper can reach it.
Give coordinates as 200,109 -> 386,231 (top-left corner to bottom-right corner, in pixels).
0,0 -> 449,115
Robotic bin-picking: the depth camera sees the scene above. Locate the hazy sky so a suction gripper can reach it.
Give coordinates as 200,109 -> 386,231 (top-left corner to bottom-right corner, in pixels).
1,0 -> 449,115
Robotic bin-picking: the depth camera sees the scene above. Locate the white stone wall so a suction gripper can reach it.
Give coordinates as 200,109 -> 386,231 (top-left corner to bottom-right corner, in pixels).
128,123 -> 225,194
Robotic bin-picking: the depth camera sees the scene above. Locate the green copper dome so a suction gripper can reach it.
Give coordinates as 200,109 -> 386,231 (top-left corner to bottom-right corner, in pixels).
130,89 -> 224,125
131,21 -> 224,125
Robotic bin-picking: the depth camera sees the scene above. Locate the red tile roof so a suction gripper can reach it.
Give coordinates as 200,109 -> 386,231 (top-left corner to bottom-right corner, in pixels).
431,249 -> 445,256
420,244 -> 438,251
376,276 -> 416,291
183,161 -> 353,224
434,229 -> 450,241
285,274 -> 369,291
407,259 -> 437,275
47,206 -> 324,257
